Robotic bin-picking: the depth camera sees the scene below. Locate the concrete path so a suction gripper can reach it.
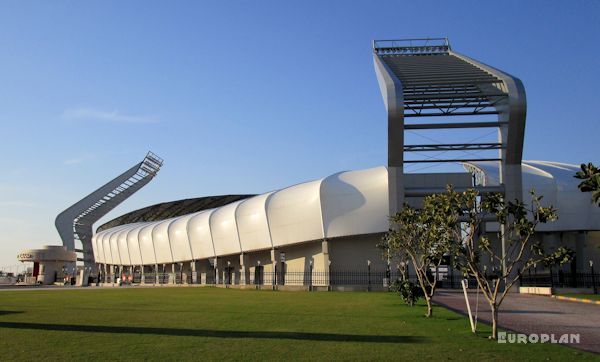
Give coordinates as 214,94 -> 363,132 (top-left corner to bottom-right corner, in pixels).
433,290 -> 600,354
0,285 -> 79,291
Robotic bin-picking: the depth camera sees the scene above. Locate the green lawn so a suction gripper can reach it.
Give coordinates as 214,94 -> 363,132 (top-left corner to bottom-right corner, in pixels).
0,287 -> 593,361
559,293 -> 600,301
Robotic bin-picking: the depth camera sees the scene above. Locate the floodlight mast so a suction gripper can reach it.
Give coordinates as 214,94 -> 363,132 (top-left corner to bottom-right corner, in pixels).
373,38 -> 527,275
55,152 -> 163,272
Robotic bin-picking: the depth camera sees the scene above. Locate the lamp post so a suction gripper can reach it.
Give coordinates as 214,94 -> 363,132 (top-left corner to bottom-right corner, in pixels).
213,256 -> 219,286
483,264 -> 488,281
179,262 -> 183,285
227,261 -> 231,286
367,260 -> 371,292
590,260 -> 597,295
257,260 -> 261,287
273,260 -> 277,289
213,257 -> 218,285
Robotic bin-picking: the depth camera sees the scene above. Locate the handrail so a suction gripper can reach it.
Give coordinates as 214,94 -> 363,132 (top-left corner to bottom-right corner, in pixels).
373,38 -> 451,55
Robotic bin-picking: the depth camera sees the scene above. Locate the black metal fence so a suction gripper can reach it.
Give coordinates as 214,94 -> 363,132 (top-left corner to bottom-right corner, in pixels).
95,266 -> 598,294
520,270 -> 599,290
237,269 -> 478,289
98,269 -> 481,290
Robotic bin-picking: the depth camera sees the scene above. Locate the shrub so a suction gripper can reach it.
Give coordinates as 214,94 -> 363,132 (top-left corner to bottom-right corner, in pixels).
391,279 -> 423,306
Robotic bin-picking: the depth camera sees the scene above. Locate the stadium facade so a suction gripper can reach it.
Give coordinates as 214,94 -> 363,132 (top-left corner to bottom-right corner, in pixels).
20,38 -> 600,288
91,162 -> 600,289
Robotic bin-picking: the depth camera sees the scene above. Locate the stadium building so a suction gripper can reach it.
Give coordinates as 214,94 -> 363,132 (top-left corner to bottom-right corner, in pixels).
20,39 -> 600,289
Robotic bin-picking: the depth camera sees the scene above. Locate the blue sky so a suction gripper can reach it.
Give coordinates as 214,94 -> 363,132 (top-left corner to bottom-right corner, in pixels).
1,1 -> 599,269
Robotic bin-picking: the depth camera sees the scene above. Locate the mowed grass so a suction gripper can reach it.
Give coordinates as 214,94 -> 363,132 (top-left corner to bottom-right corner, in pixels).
0,287 -> 594,361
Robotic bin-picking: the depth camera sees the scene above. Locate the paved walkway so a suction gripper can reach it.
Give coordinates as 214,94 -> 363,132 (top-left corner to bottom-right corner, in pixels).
0,285 -> 80,291
433,290 -> 600,354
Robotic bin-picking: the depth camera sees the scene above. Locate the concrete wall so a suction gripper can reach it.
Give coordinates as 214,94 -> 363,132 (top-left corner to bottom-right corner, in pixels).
541,231 -> 600,273
329,234 -> 386,271
584,231 -> 600,270
37,261 -> 65,285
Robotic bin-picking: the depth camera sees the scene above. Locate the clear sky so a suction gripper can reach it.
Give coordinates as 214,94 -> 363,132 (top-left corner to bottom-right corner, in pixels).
1,1 -> 599,270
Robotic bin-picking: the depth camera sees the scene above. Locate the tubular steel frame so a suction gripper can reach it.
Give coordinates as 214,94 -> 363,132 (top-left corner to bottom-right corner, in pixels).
373,37 -> 526,216
55,152 -> 163,271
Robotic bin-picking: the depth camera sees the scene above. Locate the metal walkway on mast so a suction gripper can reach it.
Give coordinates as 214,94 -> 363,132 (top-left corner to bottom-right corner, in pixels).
55,152 -> 163,270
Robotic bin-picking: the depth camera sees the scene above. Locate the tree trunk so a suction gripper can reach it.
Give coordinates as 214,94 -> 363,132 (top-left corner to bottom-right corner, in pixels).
491,304 -> 498,339
425,296 -> 433,318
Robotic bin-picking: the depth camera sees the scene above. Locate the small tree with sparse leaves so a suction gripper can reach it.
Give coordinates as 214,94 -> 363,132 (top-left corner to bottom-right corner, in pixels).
443,188 -> 574,339
381,193 -> 458,318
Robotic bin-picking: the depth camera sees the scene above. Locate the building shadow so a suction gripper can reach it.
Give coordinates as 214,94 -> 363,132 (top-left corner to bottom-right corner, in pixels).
0,321 -> 425,344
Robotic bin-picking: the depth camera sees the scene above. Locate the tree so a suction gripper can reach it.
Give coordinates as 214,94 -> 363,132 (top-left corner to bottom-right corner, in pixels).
444,188 -> 574,339
575,162 -> 600,206
381,193 -> 458,318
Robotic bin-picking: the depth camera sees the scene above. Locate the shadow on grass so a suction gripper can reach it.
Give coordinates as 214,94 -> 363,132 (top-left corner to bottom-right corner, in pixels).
0,311 -> 23,316
68,306 -> 390,319
0,322 -> 426,344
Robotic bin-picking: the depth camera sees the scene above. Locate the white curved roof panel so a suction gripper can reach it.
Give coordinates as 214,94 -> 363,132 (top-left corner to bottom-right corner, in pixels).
97,231 -> 109,264
116,228 -> 131,265
102,230 -> 114,265
126,223 -> 146,265
321,167 -> 388,238
139,223 -> 158,265
236,192 -> 274,252
108,229 -> 123,266
467,161 -> 600,232
188,210 -> 216,260
267,179 -> 324,247
152,219 -> 175,264
210,200 -> 244,256
168,214 -> 194,262
91,233 -> 101,264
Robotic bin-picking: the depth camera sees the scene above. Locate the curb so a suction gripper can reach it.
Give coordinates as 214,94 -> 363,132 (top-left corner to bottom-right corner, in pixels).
551,295 -> 600,305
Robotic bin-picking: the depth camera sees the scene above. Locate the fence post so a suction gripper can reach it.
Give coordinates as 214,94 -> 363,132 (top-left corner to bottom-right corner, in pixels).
309,260 -> 313,292
328,261 -> 332,291
550,268 -> 554,289
517,268 -> 521,288
591,261 -> 597,295
367,260 -> 371,292
385,262 -> 390,291
449,265 -> 454,289
558,269 -> 564,287
273,264 -> 277,290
